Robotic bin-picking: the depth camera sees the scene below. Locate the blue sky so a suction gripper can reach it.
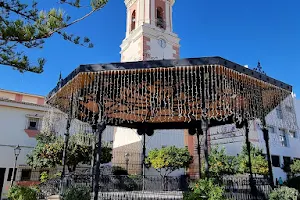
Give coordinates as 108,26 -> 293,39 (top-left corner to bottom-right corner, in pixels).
0,0 -> 299,97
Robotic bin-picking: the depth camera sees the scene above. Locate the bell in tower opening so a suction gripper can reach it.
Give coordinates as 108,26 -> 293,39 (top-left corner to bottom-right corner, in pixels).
120,0 -> 180,62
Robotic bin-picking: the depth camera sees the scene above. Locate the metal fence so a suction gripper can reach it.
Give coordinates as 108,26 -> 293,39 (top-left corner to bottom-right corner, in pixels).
98,191 -> 183,200
222,175 -> 272,200
39,174 -> 272,200
112,151 -> 143,175
70,174 -> 189,192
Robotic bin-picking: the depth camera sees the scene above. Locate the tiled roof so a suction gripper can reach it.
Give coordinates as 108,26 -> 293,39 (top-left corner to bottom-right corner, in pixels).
0,97 -> 48,108
0,88 -> 44,98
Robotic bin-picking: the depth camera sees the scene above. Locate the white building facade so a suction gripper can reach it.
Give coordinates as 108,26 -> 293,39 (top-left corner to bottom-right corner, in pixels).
208,94 -> 300,182
0,89 -> 47,199
0,89 -> 103,199
295,98 -> 300,136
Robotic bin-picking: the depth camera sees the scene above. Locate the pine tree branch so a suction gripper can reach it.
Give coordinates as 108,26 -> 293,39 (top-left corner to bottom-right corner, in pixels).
0,6 -> 104,43
0,0 -> 37,21
46,6 -> 104,37
0,0 -> 108,73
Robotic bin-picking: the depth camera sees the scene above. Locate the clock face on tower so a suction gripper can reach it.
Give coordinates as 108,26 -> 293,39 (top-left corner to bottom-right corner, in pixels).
158,38 -> 167,49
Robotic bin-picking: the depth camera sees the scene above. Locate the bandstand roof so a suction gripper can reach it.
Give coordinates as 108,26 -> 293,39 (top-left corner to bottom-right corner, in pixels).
46,57 -> 292,129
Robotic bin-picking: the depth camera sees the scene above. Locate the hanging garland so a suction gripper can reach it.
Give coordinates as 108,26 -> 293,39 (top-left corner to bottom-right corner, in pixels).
47,64 -> 291,127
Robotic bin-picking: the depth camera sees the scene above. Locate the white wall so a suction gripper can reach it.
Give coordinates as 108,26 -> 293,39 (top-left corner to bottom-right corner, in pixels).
0,101 -> 99,198
113,127 -> 186,176
210,95 -> 300,183
113,127 -> 142,149
121,36 -> 141,62
148,37 -> 176,60
0,103 -> 45,198
145,129 -> 185,176
102,126 -> 115,144
259,96 -> 299,182
294,99 -> 300,131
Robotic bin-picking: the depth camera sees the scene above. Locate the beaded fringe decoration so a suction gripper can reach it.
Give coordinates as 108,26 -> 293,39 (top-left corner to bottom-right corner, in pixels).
47,65 -> 291,127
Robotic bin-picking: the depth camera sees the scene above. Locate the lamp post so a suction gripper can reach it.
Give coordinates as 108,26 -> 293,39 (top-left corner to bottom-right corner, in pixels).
125,153 -> 130,172
10,145 -> 21,187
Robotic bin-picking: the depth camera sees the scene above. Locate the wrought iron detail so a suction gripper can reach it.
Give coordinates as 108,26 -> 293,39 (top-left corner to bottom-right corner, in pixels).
253,61 -> 266,75
39,174 -> 272,200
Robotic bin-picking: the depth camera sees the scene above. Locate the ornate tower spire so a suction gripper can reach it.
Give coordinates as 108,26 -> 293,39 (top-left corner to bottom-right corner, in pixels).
121,0 -> 180,62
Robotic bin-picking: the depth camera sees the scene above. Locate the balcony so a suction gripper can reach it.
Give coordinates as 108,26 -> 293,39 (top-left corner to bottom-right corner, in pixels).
24,129 -> 39,138
24,117 -> 40,137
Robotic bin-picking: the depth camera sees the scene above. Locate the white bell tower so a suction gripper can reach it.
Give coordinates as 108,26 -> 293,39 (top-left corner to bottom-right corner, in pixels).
120,0 -> 180,62
113,1 -> 182,174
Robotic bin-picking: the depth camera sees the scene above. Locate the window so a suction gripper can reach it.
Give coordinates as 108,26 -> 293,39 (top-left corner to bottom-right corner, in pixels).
268,126 -> 275,133
289,130 -> 296,138
276,107 -> 283,119
7,168 -> 16,181
271,155 -> 280,167
279,129 -> 288,147
157,7 -> 163,19
21,169 -> 31,181
283,156 -> 291,168
27,118 -> 39,130
156,7 -> 165,29
131,10 -> 136,31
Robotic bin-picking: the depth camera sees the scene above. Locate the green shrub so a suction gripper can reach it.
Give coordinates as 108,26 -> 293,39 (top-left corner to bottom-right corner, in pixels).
8,185 -> 38,200
269,186 -> 299,200
62,185 -> 91,200
286,176 -> 300,192
40,171 -> 49,183
112,166 -> 128,175
183,178 -> 226,200
291,160 -> 300,174
40,171 -> 62,183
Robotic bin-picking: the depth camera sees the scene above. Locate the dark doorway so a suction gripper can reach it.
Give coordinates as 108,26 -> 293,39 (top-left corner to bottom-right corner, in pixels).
0,168 -> 6,200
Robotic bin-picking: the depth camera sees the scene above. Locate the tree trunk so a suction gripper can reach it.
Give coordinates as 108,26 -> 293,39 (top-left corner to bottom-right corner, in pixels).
162,175 -> 167,191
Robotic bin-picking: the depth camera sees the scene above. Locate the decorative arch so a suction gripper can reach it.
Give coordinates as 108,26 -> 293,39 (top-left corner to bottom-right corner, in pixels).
157,7 -> 163,19
156,7 -> 165,29
131,10 -> 136,31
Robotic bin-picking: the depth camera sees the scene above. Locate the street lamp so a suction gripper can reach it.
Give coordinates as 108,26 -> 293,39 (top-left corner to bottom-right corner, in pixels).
10,145 -> 21,187
124,153 -> 130,172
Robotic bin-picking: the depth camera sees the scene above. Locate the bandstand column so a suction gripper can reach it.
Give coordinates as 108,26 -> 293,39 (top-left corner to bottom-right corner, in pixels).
262,124 -> 275,188
244,120 -> 257,198
60,115 -> 71,194
137,128 -> 147,191
61,118 -> 71,179
92,121 -> 107,200
90,125 -> 97,193
60,96 -> 74,194
196,129 -> 203,178
201,119 -> 209,177
142,132 -> 146,191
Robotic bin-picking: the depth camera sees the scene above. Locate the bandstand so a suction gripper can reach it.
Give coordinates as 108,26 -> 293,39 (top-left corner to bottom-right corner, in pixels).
46,56 -> 292,200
